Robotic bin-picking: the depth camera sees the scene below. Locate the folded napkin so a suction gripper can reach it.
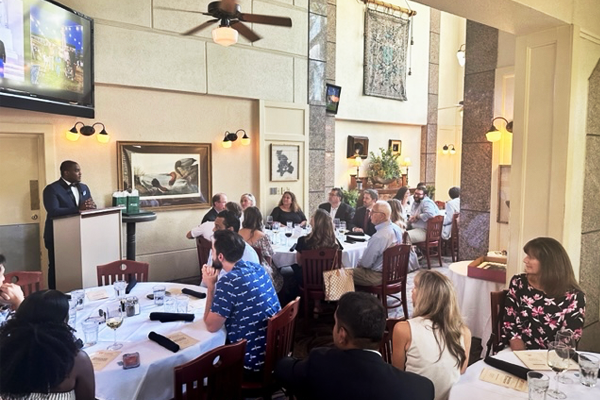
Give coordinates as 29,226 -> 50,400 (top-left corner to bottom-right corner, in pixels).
149,312 -> 195,323
345,239 -> 357,244
125,276 -> 137,294
484,356 -> 531,380
347,237 -> 366,242
347,231 -> 364,236
181,288 -> 206,299
148,331 -> 180,353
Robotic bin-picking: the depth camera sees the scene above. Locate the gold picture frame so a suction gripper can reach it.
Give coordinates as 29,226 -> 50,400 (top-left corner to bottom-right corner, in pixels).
389,139 -> 402,156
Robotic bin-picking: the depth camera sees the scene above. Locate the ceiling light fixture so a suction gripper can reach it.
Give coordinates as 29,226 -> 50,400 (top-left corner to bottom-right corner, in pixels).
212,21 -> 238,47
486,117 -> 513,143
66,122 -> 110,143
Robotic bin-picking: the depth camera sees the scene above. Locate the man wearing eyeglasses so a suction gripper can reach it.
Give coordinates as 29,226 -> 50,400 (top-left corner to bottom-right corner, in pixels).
353,201 -> 403,286
318,188 -> 355,229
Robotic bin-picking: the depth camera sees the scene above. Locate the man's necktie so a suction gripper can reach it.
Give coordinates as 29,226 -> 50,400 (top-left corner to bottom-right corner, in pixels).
364,208 -> 370,230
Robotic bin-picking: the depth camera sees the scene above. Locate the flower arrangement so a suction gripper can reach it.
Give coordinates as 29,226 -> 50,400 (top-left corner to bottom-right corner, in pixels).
367,147 -> 402,182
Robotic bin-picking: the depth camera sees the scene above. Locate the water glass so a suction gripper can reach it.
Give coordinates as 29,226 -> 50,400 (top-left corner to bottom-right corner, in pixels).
176,295 -> 189,313
164,296 -> 176,312
153,285 -> 166,306
333,218 -> 341,229
82,318 -> 99,346
528,371 -> 550,400
114,280 -> 127,300
286,221 -> 293,230
579,353 -> 599,387
72,289 -> 85,311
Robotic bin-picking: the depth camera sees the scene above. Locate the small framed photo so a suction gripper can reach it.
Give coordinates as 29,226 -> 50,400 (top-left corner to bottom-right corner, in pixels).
271,144 -> 300,182
347,135 -> 369,159
325,83 -> 342,114
389,139 -> 402,156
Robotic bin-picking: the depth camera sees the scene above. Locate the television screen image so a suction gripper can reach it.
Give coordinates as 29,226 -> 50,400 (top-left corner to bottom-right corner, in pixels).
325,83 -> 341,114
0,0 -> 94,118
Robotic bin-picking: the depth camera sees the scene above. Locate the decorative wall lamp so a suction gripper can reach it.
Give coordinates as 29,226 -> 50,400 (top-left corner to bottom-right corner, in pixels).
401,157 -> 412,185
353,153 -> 363,190
486,117 -> 513,143
442,144 -> 456,155
66,122 -> 110,143
221,129 -> 250,148
456,44 -> 466,67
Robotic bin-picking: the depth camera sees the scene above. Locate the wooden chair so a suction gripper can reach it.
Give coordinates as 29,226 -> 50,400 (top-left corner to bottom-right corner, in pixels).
414,215 -> 444,269
442,213 -> 460,262
4,271 -> 42,297
380,317 -> 406,364
241,297 -> 300,399
96,260 -> 149,286
298,248 -> 341,321
196,236 -> 212,271
174,339 -> 247,400
486,289 -> 509,357
435,200 -> 445,210
355,244 -> 412,318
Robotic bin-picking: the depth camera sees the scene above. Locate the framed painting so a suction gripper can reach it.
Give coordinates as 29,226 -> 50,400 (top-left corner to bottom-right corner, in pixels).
497,165 -> 511,224
325,83 -> 342,114
271,144 -> 299,182
389,139 -> 402,156
346,135 -> 369,159
117,141 -> 212,211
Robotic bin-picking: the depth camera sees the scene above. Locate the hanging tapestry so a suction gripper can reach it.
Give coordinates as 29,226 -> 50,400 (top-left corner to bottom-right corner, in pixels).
363,8 -> 410,101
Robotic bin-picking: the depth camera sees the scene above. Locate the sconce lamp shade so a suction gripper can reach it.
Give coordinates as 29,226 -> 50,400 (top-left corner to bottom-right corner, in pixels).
486,117 -> 512,142
66,122 -> 110,143
456,44 -> 466,67
97,130 -> 110,143
240,131 -> 251,146
222,129 -> 250,148
222,137 -> 233,148
442,145 -> 449,155
449,145 -> 456,155
66,126 -> 80,141
212,26 -> 238,47
353,154 -> 363,167
402,157 -> 412,167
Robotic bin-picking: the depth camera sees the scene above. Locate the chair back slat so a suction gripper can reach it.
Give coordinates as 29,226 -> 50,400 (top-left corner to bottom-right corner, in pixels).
174,339 -> 247,400
4,271 -> 42,297
382,244 -> 411,286
487,290 -> 509,356
425,215 -> 444,242
196,236 -> 212,270
301,248 -> 339,291
96,260 -> 149,286
381,317 -> 406,364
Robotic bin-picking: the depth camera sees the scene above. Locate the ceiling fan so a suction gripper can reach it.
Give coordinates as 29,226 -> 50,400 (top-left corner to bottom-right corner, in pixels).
157,0 -> 292,46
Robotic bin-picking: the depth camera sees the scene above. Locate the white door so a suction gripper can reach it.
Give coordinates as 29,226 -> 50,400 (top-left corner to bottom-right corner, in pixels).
0,134 -> 43,273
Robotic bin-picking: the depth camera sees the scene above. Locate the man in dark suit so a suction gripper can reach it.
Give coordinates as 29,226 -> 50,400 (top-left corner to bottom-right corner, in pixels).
275,292 -> 434,400
318,187 -> 355,229
43,161 -> 96,289
352,189 -> 378,236
201,192 -> 227,223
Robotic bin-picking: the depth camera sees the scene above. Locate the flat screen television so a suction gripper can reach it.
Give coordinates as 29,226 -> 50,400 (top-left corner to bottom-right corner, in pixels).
0,0 -> 94,118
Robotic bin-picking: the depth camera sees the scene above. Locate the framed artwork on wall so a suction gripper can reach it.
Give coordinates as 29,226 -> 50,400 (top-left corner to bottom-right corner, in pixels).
389,139 -> 402,156
347,135 -> 369,159
271,144 -> 300,181
497,165 -> 511,224
325,83 -> 342,114
117,141 -> 212,211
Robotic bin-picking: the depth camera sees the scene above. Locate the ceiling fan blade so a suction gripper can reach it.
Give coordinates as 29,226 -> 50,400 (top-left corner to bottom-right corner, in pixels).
182,19 -> 219,36
154,6 -> 212,16
238,13 -> 292,27
230,21 -> 261,42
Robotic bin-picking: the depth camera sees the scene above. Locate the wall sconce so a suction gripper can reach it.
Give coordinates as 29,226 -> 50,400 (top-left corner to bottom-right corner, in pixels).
222,129 -> 250,148
442,144 -> 456,155
66,122 -> 110,143
456,44 -> 466,67
401,157 -> 412,185
486,117 -> 513,143
353,153 -> 363,190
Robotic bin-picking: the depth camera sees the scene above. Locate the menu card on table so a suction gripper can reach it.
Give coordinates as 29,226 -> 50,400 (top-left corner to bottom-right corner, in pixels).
87,289 -> 109,301
166,332 -> 199,350
514,351 -> 577,371
479,367 -> 527,392
90,350 -> 121,371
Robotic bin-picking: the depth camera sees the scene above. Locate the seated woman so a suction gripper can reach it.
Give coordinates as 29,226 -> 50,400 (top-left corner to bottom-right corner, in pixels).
392,270 -> 471,400
270,191 -> 307,226
501,237 -> 585,350
388,198 -> 407,230
0,290 -> 95,400
239,206 -> 283,292
240,193 -> 256,211
393,186 -> 411,222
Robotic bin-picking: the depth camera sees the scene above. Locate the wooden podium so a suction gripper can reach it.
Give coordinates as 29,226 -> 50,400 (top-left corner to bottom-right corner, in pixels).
53,207 -> 123,292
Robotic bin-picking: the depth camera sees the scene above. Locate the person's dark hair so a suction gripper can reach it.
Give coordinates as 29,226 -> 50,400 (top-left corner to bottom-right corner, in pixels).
330,188 -> 343,201
393,186 -> 409,202
59,160 -> 77,175
523,237 -> 582,297
213,230 -> 245,263
305,209 -> 337,250
336,292 -> 386,350
211,193 -> 224,207
449,187 -> 460,199
0,290 -> 77,398
0,254 -> 6,265
363,189 -> 379,202
225,201 -> 242,219
417,182 -> 425,188
217,210 -> 241,233
242,206 -> 264,235
415,186 -> 427,196
278,191 -> 302,213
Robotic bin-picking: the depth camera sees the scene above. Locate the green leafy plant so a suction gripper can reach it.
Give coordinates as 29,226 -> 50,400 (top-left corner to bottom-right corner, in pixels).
340,187 -> 359,208
367,147 -> 401,181
426,185 -> 436,200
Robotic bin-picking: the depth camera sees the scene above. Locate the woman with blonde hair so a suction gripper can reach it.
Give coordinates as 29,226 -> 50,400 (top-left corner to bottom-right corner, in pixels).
388,198 -> 407,230
392,270 -> 471,400
270,191 -> 307,226
240,193 -> 256,210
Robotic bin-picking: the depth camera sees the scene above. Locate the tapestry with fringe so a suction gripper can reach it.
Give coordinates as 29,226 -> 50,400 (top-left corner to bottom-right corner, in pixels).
363,8 -> 410,101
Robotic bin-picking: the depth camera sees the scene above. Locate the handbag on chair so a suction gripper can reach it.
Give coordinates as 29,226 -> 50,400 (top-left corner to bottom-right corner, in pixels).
322,250 -> 355,301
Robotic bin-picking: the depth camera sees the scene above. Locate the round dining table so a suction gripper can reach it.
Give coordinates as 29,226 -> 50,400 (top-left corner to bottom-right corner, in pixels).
72,282 -> 226,400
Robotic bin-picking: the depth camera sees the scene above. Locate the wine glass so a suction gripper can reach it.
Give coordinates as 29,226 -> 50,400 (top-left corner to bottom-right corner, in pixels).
547,341 -> 570,399
272,222 -> 280,245
555,330 -> 576,384
285,226 -> 293,246
266,216 -> 273,230
105,301 -> 124,351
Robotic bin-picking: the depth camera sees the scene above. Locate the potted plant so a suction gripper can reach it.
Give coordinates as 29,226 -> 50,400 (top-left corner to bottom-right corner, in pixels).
367,147 -> 401,187
340,187 -> 359,208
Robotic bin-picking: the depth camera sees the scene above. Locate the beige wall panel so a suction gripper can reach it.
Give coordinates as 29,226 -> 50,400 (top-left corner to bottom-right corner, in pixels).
207,44 -> 294,101
294,0 -> 308,8
264,108 -> 307,138
136,249 -> 199,282
294,57 -> 308,104
60,0 -> 152,27
251,1 -> 308,56
95,25 -> 207,93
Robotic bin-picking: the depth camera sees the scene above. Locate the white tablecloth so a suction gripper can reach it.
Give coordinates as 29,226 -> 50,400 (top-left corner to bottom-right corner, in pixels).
450,350 -> 600,399
448,261 -> 505,344
271,234 -> 369,269
73,282 -> 226,400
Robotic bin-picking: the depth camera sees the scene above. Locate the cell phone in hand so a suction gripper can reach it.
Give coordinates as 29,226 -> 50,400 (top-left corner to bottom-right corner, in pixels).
122,352 -> 140,369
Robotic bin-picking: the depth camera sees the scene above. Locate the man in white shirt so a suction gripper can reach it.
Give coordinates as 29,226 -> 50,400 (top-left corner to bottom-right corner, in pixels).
442,187 -> 460,240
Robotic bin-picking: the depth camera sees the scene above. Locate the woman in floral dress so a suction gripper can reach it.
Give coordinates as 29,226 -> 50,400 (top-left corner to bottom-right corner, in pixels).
501,237 -> 585,350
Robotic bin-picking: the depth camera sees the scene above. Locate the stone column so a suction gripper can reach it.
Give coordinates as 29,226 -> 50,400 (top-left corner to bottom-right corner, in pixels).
459,21 -> 497,260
